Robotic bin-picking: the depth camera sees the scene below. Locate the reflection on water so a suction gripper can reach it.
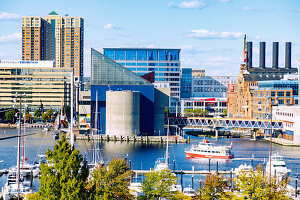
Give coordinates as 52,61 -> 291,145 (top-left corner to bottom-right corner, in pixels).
0,128 -> 300,189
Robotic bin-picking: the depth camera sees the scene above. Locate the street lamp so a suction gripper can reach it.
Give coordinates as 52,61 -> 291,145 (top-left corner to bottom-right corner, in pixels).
268,96 -> 278,194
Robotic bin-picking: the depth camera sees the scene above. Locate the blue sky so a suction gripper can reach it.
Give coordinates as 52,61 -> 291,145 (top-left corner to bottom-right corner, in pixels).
0,0 -> 299,76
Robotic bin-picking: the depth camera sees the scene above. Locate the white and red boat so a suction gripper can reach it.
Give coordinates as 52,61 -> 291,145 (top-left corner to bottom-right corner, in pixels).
185,139 -> 234,159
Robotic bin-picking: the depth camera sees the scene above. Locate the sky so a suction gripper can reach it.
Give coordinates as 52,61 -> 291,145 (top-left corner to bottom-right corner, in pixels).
0,0 -> 299,77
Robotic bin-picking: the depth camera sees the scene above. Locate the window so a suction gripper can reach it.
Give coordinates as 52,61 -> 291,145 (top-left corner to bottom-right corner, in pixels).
115,50 -> 125,60
278,91 -> 284,97
137,50 -> 147,61
271,91 -> 276,97
286,92 -> 291,97
148,50 -> 158,61
159,50 -> 168,61
169,50 -> 179,61
126,62 -> 136,66
126,50 -> 136,61
278,99 -> 284,105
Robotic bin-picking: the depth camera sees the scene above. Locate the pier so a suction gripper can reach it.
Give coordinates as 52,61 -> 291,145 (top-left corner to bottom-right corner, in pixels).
132,169 -> 232,175
74,135 -> 187,143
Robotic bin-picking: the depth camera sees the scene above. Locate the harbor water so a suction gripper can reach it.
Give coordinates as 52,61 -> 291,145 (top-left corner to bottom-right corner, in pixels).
0,127 -> 300,191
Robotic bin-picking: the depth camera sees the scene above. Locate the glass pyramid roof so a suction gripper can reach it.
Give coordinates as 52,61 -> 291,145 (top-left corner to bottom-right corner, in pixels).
91,48 -> 152,85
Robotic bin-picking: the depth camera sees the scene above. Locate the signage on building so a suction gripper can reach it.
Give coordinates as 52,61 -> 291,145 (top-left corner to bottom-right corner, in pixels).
0,60 -> 54,68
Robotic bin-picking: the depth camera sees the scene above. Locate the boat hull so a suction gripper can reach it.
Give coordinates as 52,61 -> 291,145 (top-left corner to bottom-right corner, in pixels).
185,151 -> 234,159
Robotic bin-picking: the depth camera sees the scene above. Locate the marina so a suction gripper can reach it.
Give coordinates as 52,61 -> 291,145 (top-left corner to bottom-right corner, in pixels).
1,127 -> 300,197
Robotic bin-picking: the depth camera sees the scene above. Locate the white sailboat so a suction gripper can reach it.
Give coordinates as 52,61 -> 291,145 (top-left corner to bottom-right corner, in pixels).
88,90 -> 104,172
2,112 -> 33,199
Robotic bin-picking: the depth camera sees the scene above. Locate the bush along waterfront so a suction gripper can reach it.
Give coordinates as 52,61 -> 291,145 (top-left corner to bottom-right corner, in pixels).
26,135 -> 292,200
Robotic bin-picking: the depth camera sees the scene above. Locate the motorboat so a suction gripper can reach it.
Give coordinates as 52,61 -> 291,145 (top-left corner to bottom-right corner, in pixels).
234,163 -> 253,177
266,153 -> 291,181
185,139 -> 234,159
2,181 -> 33,200
183,186 -> 196,197
129,182 -> 144,197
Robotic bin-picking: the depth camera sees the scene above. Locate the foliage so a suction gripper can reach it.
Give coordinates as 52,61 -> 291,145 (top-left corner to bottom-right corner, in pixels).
25,114 -> 32,123
41,113 -> 47,122
86,158 -> 134,200
46,109 -> 54,119
196,172 -> 231,200
222,109 -> 228,116
28,134 -> 89,200
234,164 -> 290,200
184,109 -> 209,117
141,169 -> 178,200
164,107 -> 170,117
5,110 -> 16,123
173,192 -> 193,200
33,109 -> 42,118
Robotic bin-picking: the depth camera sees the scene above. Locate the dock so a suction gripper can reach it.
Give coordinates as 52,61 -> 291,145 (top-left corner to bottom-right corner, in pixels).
132,169 -> 233,175
263,138 -> 300,147
74,135 -> 187,143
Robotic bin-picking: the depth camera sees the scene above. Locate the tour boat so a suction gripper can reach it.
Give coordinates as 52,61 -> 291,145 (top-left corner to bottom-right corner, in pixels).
185,139 -> 234,159
266,153 -> 291,181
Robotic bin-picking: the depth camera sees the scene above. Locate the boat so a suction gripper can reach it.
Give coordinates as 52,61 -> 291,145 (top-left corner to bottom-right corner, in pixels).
183,186 -> 196,197
234,163 -> 253,177
2,181 -> 33,200
185,139 -> 234,159
266,153 -> 291,181
128,182 -> 144,198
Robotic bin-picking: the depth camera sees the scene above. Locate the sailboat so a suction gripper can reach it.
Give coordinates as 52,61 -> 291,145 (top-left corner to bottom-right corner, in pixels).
88,90 -> 104,172
2,112 -> 33,199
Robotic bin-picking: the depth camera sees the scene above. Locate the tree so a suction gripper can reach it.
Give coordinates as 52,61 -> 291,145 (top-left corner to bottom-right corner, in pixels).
222,109 -> 228,117
41,113 -> 47,122
196,172 -> 231,200
28,134 -> 89,200
25,113 -> 32,123
234,164 -> 290,200
141,169 -> 178,200
5,110 -> 16,123
46,109 -> 54,121
86,158 -> 134,200
164,107 -> 170,117
33,109 -> 42,121
184,109 -> 193,117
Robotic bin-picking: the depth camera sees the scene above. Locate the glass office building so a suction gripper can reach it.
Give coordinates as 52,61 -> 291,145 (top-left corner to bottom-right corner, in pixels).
103,48 -> 181,102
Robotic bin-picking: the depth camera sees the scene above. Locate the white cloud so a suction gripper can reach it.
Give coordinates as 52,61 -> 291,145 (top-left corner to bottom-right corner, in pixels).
103,23 -> 121,30
219,0 -> 231,3
186,29 -> 244,39
0,32 -> 22,43
178,1 -> 206,9
0,12 -> 21,21
242,6 -> 253,11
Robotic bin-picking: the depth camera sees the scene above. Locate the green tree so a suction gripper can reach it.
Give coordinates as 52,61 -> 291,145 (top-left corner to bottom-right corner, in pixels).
28,134 -> 89,200
164,107 -> 170,117
46,109 -> 54,120
33,109 -> 42,122
222,109 -> 228,117
64,105 -> 71,119
184,109 -> 194,117
196,172 -> 231,200
5,110 -> 16,123
141,169 -> 178,200
193,109 -> 202,116
86,158 -> 134,200
25,113 -> 32,123
234,164 -> 290,200
41,113 -> 47,122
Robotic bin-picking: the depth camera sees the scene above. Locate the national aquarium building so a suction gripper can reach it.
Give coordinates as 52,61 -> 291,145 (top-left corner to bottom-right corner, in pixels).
90,48 -> 168,136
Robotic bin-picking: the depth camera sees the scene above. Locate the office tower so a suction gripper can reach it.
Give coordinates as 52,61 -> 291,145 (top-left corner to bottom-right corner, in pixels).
103,48 -> 181,111
22,11 -> 84,81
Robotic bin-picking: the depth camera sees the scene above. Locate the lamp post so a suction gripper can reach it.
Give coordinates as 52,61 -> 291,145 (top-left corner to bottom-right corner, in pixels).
14,93 -> 26,200
268,96 -> 278,195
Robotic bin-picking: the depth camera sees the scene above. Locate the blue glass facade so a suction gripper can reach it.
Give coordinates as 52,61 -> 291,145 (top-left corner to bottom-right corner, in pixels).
103,48 -> 181,110
91,85 -> 154,135
180,68 -> 192,98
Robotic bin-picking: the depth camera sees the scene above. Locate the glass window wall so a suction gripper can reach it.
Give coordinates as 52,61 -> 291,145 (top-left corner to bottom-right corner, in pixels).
159,50 -> 169,61
126,50 -> 136,61
148,50 -> 158,61
137,50 -> 147,61
115,50 -> 125,60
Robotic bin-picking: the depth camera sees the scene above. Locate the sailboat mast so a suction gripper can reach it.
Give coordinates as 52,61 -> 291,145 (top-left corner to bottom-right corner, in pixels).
22,108 -> 26,169
166,119 -> 169,164
70,72 -> 74,148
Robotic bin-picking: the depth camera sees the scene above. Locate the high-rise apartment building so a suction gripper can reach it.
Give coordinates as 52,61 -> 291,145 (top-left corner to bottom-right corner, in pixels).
22,11 -> 84,81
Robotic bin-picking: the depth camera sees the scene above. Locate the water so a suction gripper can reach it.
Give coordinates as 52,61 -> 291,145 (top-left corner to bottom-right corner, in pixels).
1,128 -> 300,190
